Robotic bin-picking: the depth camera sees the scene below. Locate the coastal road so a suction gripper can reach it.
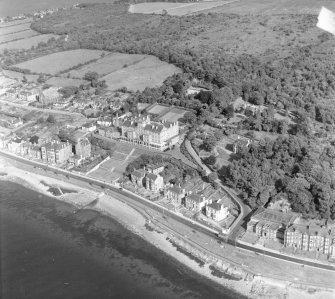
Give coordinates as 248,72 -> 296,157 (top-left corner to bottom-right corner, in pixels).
1,150 -> 335,275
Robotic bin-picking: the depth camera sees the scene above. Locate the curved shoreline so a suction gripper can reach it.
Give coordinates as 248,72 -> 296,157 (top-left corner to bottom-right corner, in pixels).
0,159 -> 334,299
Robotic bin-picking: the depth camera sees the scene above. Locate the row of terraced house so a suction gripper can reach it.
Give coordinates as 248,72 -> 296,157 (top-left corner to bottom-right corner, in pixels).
0,134 -> 91,166
247,207 -> 335,258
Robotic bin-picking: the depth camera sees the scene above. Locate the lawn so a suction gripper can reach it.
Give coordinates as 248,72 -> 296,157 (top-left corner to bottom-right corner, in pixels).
101,56 -> 181,91
63,53 -> 147,78
13,49 -> 104,75
0,34 -> 58,51
159,107 -> 188,122
129,1 -> 236,16
146,103 -> 169,115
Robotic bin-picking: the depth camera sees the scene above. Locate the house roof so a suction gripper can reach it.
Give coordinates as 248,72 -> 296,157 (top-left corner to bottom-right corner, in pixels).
234,138 -> 250,147
147,163 -> 165,170
168,186 -> 184,194
207,202 -> 223,211
42,141 -> 70,151
132,169 -> 146,178
251,207 -> 296,226
82,122 -> 95,128
187,193 -> 204,203
146,173 -> 158,181
287,224 -> 331,238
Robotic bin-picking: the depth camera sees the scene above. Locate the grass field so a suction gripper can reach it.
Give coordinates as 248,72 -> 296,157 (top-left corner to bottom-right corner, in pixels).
3,69 -> 39,82
101,55 -> 181,91
0,19 -> 32,28
63,53 -> 147,78
0,22 -> 32,36
13,49 -> 104,75
0,29 -> 38,44
129,1 -> 238,16
0,34 -> 57,51
45,76 -> 88,87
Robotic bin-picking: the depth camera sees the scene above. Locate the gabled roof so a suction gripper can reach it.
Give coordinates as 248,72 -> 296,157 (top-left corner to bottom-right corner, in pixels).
187,193 -> 204,203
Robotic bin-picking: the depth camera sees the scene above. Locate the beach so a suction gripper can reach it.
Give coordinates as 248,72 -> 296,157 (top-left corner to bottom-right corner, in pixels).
0,157 -> 334,299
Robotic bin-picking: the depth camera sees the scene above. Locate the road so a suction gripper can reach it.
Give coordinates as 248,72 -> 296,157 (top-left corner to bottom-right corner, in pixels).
184,138 -> 250,237
0,99 -> 85,118
1,150 -> 335,276
185,139 -> 211,175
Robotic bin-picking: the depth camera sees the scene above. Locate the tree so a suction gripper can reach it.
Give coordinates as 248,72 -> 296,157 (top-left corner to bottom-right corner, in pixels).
59,86 -> 78,98
214,130 -> 224,141
204,155 -> 216,165
46,114 -> 56,123
84,71 -> 99,82
183,111 -> 197,125
225,104 -> 235,120
203,135 -> 217,152
29,135 -> 39,144
207,172 -> 218,184
37,74 -> 46,84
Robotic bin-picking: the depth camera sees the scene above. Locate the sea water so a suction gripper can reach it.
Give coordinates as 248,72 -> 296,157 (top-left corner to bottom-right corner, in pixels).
1,0 -> 112,18
0,181 -> 245,299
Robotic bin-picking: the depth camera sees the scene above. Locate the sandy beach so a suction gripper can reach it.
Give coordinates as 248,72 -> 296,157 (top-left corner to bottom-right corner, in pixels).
0,157 -> 334,299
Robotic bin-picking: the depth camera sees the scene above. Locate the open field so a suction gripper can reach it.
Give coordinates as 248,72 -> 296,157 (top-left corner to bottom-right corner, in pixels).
2,70 -> 39,82
129,0 -> 239,16
0,29 -> 39,44
203,0 -> 335,14
0,19 -> 32,28
0,22 -> 32,36
101,56 -> 181,91
0,34 -> 57,51
45,76 -> 88,87
63,53 -> 147,78
13,49 -> 104,75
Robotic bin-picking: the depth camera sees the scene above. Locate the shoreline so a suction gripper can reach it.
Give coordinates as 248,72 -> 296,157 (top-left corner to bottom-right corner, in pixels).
0,159 -> 334,299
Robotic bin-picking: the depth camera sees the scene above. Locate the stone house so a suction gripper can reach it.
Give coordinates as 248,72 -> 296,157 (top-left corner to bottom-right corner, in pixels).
145,173 -> 164,192
206,202 -> 229,222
